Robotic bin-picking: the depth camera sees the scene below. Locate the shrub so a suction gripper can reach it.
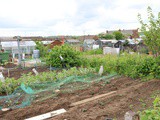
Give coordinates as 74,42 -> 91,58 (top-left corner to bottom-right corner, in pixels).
46,45 -> 82,68
35,41 -> 49,58
82,49 -> 103,55
140,97 -> 160,120
82,54 -> 160,79
113,31 -> 124,40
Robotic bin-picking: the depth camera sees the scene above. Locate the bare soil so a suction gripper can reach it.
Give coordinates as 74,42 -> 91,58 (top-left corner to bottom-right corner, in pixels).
0,77 -> 160,120
1,63 -> 50,79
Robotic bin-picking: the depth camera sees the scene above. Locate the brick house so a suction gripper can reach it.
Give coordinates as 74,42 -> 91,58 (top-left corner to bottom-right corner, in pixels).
49,39 -> 64,48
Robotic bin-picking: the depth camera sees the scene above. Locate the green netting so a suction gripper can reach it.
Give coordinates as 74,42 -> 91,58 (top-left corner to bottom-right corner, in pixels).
0,73 -> 117,110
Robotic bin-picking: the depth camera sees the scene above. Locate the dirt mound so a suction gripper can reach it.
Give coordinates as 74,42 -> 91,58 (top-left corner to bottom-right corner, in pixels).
0,77 -> 160,120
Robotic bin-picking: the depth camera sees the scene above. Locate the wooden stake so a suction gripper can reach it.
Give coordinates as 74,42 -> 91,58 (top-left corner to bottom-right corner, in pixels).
70,91 -> 117,107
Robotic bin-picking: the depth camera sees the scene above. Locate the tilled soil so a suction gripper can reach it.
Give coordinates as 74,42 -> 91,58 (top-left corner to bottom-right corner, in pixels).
0,77 -> 160,120
2,66 -> 50,79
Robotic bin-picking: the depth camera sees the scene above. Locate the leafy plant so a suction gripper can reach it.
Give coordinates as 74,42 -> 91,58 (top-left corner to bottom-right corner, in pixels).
138,6 -> 160,57
82,48 -> 103,55
35,41 -> 49,58
46,45 -> 82,68
98,33 -> 115,40
113,31 -> 124,40
82,53 -> 160,79
0,67 -> 96,94
140,97 -> 160,120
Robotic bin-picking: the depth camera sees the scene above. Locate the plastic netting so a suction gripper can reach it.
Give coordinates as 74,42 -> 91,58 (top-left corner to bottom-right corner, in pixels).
0,73 -> 117,110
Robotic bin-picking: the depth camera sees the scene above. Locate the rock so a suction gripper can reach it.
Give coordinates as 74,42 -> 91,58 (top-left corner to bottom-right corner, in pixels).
124,111 -> 136,120
55,89 -> 60,93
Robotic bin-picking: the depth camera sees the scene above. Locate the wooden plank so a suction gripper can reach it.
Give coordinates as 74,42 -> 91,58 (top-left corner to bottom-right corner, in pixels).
70,91 -> 117,107
25,108 -> 66,120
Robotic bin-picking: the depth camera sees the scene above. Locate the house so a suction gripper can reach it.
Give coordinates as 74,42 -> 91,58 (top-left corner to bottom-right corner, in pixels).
79,35 -> 96,41
49,39 -> 64,48
106,29 -> 139,38
97,39 -> 120,48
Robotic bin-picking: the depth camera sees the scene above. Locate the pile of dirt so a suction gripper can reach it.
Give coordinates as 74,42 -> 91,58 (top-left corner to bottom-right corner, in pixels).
0,77 -> 159,120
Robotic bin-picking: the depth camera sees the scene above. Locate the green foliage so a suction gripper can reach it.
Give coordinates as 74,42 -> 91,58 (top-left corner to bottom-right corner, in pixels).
98,33 -> 114,40
140,97 -> 160,120
138,6 -> 160,56
71,36 -> 79,39
104,34 -> 114,40
0,67 -> 96,94
82,49 -> 103,55
113,31 -> 124,40
82,53 -> 160,79
46,45 -> 82,68
35,41 -> 49,58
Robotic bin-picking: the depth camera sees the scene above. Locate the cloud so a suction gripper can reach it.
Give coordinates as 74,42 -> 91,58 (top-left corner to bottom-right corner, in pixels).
0,0 -> 160,36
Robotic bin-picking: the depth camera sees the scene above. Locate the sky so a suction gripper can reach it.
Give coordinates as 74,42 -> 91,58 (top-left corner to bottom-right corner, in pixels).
0,0 -> 160,36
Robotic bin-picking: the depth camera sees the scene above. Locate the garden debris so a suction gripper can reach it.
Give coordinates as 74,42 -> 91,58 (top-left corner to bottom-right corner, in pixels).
124,111 -> 140,120
25,108 -> 66,120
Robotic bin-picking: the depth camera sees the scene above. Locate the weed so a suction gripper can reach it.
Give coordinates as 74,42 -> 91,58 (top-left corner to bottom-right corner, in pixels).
98,101 -> 105,106
81,108 -> 87,112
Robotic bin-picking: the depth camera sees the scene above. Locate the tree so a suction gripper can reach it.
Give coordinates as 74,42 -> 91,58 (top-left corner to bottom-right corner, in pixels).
138,6 -> 160,56
46,45 -> 82,68
113,31 -> 124,40
98,33 -> 114,40
35,41 -> 49,58
103,34 -> 114,39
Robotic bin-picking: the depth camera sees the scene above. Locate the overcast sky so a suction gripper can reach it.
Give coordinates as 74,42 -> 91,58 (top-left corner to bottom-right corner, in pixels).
0,0 -> 160,36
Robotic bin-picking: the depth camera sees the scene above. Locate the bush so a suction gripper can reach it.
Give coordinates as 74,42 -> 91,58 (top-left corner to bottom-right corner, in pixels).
82,49 -> 103,55
82,54 -> 160,79
140,97 -> 160,120
46,45 -> 82,68
35,41 -> 49,58
113,31 -> 124,40
98,33 -> 115,40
